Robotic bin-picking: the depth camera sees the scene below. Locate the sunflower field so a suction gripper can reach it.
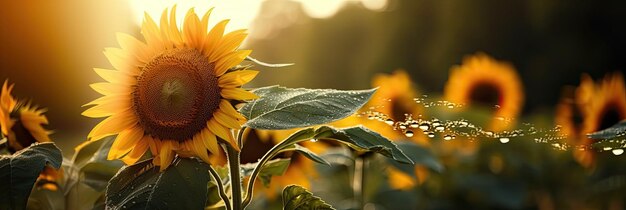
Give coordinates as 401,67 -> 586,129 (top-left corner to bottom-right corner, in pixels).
1,1 -> 626,210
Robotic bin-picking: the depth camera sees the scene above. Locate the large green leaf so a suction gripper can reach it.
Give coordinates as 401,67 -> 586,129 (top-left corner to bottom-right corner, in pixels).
0,142 -> 62,210
315,126 -> 414,164
282,185 -> 334,210
105,158 -> 212,210
242,158 -> 291,187
240,86 -> 376,130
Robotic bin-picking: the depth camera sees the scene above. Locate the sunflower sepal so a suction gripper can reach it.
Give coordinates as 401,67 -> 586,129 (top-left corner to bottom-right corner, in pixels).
0,142 -> 62,210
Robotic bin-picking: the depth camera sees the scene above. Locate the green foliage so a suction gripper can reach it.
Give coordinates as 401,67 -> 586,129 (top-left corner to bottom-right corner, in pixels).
105,158 -> 212,210
0,142 -> 62,210
239,86 -> 376,130
282,185 -> 334,210
590,120 -> 626,149
390,141 -> 443,177
286,144 -> 331,166
65,137 -> 124,209
242,158 -> 291,187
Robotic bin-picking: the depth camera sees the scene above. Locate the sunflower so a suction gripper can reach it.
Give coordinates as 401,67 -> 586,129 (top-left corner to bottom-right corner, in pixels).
556,73 -> 626,167
240,128 -> 326,200
444,53 -> 524,130
0,81 -> 62,191
82,7 -> 258,170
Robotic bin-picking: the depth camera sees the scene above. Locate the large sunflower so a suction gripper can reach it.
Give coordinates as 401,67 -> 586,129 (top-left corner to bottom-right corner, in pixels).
444,53 -> 524,130
0,81 -> 61,191
240,128 -> 326,200
82,7 -> 258,170
557,73 -> 626,166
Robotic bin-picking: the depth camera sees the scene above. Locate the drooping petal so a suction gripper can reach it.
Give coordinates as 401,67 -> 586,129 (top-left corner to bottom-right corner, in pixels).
218,99 -> 245,120
207,119 -> 238,150
159,140 -> 175,171
121,138 -> 150,165
201,129 -> 220,155
214,110 -> 241,129
191,135 -> 211,164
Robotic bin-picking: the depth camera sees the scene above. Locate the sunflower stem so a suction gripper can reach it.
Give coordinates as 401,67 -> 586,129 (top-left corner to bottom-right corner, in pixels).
208,166 -> 232,210
352,156 -> 366,209
226,144 -> 243,210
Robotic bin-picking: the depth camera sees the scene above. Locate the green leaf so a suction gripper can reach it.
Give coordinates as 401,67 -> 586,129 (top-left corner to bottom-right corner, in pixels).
0,142 -> 62,210
282,185 -> 334,210
287,144 -> 331,166
589,120 -> 626,149
390,141 -> 443,177
242,158 -> 291,187
240,86 -> 376,130
315,126 -> 414,164
105,158 -> 212,210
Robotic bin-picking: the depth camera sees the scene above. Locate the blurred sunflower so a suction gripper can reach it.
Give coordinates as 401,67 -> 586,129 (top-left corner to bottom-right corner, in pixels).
240,128 -> 327,200
82,7 -> 257,170
444,53 -> 524,130
0,81 -> 62,191
333,70 -> 430,190
556,73 -> 626,167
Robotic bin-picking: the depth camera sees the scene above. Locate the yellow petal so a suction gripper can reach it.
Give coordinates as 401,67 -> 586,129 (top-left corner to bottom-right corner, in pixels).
208,29 -> 247,62
142,12 -> 164,51
159,140 -> 175,171
218,70 -> 258,88
121,138 -> 149,165
191,136 -> 211,164
214,50 -> 251,76
214,110 -> 241,129
148,137 -> 161,155
204,19 -> 228,58
168,5 -> 184,47
183,8 -> 203,48
116,33 -> 151,63
158,8 -> 174,49
201,129 -> 220,155
207,119 -> 239,150
94,68 -> 135,84
89,83 -> 130,96
218,99 -> 245,120
221,88 -> 259,100
103,48 -> 139,74
83,94 -> 131,107
88,110 -> 137,140
107,125 -> 144,160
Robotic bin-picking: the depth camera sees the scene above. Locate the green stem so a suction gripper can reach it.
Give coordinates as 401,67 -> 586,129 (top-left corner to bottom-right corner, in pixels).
226,144 -> 243,210
353,157 -> 366,209
208,166 -> 232,210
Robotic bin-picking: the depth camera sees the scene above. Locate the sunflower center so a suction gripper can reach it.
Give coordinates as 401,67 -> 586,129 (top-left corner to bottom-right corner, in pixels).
598,104 -> 625,131
469,82 -> 502,107
133,48 -> 221,141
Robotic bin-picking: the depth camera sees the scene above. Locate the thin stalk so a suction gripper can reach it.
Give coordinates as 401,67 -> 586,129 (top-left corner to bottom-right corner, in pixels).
352,157 -> 366,209
226,145 -> 243,210
208,166 -> 232,210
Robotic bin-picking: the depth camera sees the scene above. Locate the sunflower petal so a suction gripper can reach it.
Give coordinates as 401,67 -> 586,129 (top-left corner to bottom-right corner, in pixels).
209,29 -> 247,62
201,129 -> 220,155
94,68 -> 134,85
183,8 -> 202,48
159,140 -> 175,171
116,33 -> 151,63
142,12 -> 164,51
168,5 -> 184,47
218,70 -> 258,88
221,88 -> 259,100
148,137 -> 161,155
204,19 -> 229,58
192,136 -> 211,164
121,139 -> 149,165
103,48 -> 139,75
89,83 -> 129,96
214,110 -> 241,129
107,125 -> 144,160
214,50 -> 251,76
88,110 -> 137,140
207,119 -> 238,150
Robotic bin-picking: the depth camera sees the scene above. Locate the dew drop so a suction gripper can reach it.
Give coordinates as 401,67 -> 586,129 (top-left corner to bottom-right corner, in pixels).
404,130 -> 414,138
499,137 -> 510,143
399,124 -> 407,130
385,119 -> 394,125
612,149 -> 624,156
443,134 -> 453,141
410,121 -> 419,128
603,147 -> 613,151
310,139 -> 318,143
427,132 -> 435,138
418,123 -> 430,131
435,126 -> 445,132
